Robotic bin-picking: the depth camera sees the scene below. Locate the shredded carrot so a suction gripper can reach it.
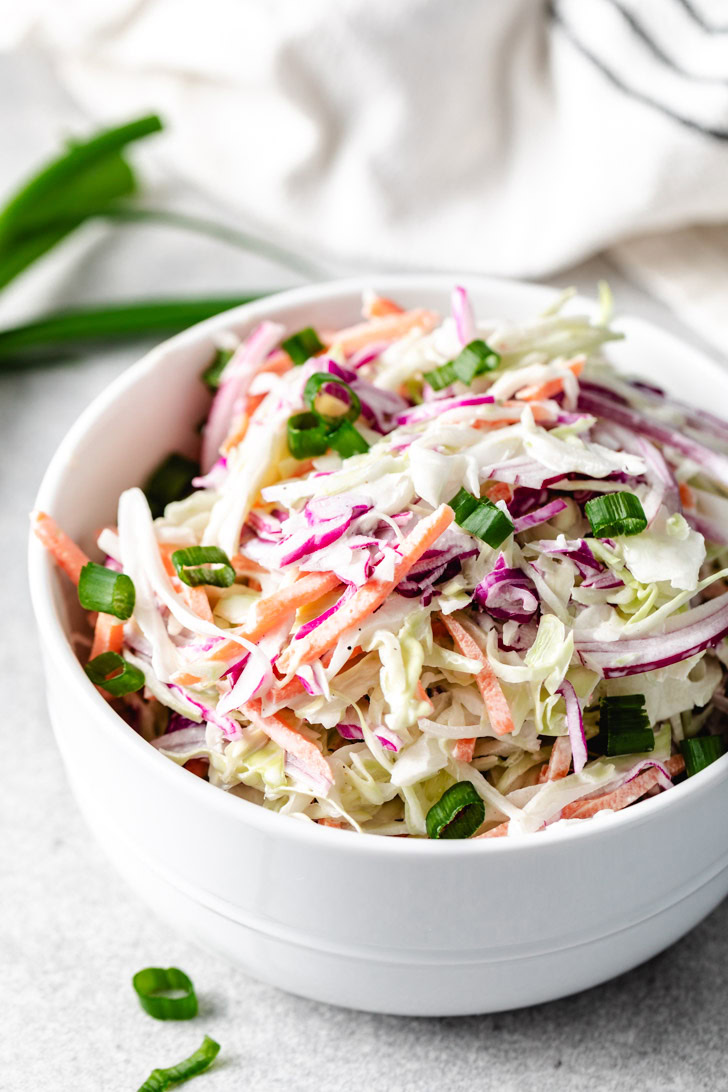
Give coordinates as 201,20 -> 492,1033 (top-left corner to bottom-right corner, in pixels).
364,295 -> 404,319
277,504 -> 454,673
441,614 -> 514,737
242,698 -> 333,786
184,758 -> 209,779
230,555 -> 269,577
90,612 -> 125,659
31,511 -> 89,585
323,308 -> 439,354
515,358 -> 585,402
539,736 -> 572,782
679,482 -> 695,509
177,570 -> 343,685
452,737 -> 476,763
417,681 -> 433,710
485,482 -> 513,504
318,817 -> 345,828
561,754 -> 685,820
221,412 -> 251,454
475,821 -> 509,839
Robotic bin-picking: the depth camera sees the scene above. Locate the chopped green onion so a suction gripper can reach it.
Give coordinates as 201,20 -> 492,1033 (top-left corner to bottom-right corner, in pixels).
598,694 -> 654,755
282,326 -> 325,365
680,735 -> 724,777
287,411 -> 331,458
201,346 -> 234,391
328,419 -> 370,457
78,562 -> 135,620
84,651 -> 145,696
136,1035 -> 220,1092
144,453 -> 199,519
303,372 -> 361,424
132,967 -> 198,1021
424,339 -> 500,390
585,492 -> 647,538
448,487 -> 514,549
426,782 -> 485,839
423,360 -> 457,391
171,546 -> 234,588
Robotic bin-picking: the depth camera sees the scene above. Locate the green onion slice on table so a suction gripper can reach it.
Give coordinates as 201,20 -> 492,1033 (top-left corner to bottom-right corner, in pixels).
136,1035 -> 220,1092
132,966 -> 198,1020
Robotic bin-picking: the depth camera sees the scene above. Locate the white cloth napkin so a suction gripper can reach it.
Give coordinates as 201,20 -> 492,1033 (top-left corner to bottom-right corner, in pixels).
5,0 -> 728,349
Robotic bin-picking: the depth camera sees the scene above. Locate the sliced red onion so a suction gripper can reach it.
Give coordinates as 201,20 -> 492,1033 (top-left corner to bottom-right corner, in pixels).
168,685 -> 243,739
304,493 -> 371,525
166,712 -> 203,734
530,538 -> 602,577
473,554 -> 539,622
576,591 -> 728,677
686,513 -> 728,547
152,724 -> 208,754
619,378 -> 728,445
557,680 -> 586,773
294,584 -> 356,640
623,759 -> 674,792
201,320 -> 284,471
452,284 -> 476,346
395,393 -> 495,427
192,456 -> 228,491
323,359 -> 407,432
579,570 -> 624,590
104,555 -> 123,574
375,726 -> 404,752
348,341 -> 390,369
513,499 -> 568,533
338,722 -> 365,741
578,388 -> 728,490
278,512 -> 361,567
247,509 -> 284,540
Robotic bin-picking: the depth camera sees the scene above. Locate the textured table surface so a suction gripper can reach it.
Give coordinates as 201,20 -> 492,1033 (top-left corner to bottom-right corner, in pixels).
3,52 -> 728,1092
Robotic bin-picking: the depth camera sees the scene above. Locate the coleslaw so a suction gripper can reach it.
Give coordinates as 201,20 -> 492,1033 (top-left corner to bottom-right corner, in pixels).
33,285 -> 728,838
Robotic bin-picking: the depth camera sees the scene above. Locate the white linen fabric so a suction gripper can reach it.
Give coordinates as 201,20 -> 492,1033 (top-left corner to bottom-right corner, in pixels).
4,0 -> 728,346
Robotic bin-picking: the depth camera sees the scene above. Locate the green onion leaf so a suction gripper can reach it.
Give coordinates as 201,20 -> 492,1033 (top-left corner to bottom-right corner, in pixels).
144,453 -> 199,519
598,694 -> 654,755
287,411 -> 332,458
0,114 -> 163,294
136,1035 -> 220,1092
585,492 -> 647,538
78,562 -> 135,620
423,360 -> 457,391
303,372 -> 361,424
426,782 -> 485,839
172,546 -> 234,588
680,735 -> 724,777
132,967 -> 198,1021
448,487 -> 514,549
202,347 -> 234,391
282,326 -> 325,365
424,339 -> 500,390
328,419 -> 370,457
84,651 -> 145,696
0,297 -> 265,369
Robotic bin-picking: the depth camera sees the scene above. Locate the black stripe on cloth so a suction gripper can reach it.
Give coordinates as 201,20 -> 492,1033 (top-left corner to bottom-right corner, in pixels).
548,0 -> 728,141
606,0 -> 728,83
672,0 -> 728,34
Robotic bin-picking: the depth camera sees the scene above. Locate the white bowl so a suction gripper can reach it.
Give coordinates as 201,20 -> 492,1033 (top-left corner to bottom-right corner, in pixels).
29,275 -> 728,1016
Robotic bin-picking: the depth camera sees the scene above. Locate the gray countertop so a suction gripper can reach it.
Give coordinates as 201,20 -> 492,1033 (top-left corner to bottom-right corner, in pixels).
3,52 -> 728,1092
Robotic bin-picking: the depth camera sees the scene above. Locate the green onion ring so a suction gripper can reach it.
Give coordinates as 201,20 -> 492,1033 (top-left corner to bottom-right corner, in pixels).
136,1035 -> 220,1092
132,966 -> 198,1020
426,782 -> 485,839
303,372 -> 361,424
171,546 -> 235,588
84,651 -> 145,696
78,562 -> 135,620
